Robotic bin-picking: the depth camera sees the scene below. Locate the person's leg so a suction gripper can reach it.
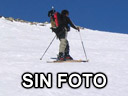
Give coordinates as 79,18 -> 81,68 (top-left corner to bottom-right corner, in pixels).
64,40 -> 73,60
57,38 -> 68,61
59,39 -> 68,53
64,40 -> 69,55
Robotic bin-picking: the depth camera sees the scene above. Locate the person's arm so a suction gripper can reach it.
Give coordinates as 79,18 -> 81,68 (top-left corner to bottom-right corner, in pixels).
67,17 -> 77,29
67,17 -> 80,31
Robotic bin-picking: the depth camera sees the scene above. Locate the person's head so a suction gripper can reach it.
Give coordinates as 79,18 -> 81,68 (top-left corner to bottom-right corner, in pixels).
61,10 -> 69,16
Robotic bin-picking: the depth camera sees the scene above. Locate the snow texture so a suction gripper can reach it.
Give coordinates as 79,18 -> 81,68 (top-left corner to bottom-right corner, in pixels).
0,17 -> 128,96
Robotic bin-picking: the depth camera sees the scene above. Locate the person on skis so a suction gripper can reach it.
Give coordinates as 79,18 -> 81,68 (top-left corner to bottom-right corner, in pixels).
56,10 -> 80,61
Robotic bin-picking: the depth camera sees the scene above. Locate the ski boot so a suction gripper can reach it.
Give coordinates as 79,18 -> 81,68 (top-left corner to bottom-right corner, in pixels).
65,53 -> 73,61
57,52 -> 65,61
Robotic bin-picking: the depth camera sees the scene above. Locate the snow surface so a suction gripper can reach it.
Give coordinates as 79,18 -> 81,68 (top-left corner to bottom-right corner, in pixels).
0,17 -> 128,96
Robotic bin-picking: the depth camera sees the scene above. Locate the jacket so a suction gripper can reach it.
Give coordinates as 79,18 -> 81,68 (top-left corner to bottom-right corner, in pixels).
61,15 -> 77,31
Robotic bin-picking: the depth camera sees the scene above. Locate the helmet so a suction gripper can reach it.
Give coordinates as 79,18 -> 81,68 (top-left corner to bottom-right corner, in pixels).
61,10 -> 69,16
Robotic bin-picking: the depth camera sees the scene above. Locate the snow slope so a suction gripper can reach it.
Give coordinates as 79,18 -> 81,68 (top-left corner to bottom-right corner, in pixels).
0,17 -> 128,96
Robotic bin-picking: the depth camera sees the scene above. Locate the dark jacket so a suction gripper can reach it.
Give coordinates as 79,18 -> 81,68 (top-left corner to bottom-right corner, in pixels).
61,15 -> 77,31
55,15 -> 77,39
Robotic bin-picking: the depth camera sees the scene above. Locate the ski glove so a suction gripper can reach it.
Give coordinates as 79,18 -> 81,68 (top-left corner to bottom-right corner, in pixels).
76,27 -> 80,32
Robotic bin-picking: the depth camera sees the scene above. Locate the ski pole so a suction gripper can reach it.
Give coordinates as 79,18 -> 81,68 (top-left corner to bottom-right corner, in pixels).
40,36 -> 56,60
79,31 -> 89,61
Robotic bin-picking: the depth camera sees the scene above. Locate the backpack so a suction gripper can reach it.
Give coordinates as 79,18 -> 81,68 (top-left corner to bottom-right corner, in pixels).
48,10 -> 63,33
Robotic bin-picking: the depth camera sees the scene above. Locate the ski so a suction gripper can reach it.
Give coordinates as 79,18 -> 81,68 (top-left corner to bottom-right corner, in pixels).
47,59 -> 89,63
50,57 -> 57,59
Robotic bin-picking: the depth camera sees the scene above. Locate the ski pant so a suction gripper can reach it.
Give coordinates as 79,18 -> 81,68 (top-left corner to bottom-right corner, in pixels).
58,31 -> 70,54
59,39 -> 69,54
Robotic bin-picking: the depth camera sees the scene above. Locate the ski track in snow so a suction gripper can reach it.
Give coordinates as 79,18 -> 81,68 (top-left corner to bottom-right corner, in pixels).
0,17 -> 128,96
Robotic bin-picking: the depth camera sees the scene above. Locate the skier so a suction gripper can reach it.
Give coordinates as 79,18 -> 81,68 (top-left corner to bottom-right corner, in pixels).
56,10 -> 80,61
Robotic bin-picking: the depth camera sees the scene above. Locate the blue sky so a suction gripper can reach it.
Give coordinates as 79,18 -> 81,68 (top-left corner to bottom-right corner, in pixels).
0,0 -> 128,34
